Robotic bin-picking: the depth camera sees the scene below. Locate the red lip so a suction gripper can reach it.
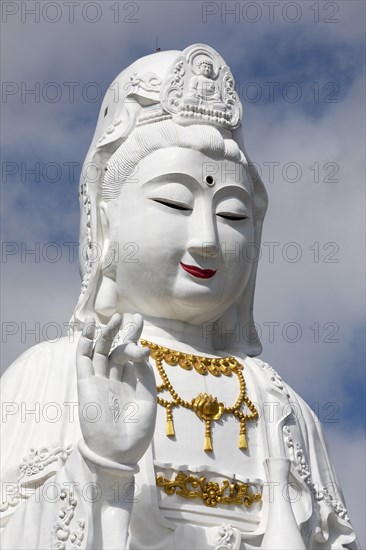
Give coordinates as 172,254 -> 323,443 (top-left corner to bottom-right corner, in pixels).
180,262 -> 217,279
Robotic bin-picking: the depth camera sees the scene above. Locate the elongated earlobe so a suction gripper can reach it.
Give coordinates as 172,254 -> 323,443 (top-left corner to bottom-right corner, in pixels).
95,274 -> 118,318
94,200 -> 119,318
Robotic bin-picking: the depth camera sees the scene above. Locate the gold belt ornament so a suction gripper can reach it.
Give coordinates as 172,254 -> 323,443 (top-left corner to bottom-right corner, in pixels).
140,340 -> 258,453
156,471 -> 262,508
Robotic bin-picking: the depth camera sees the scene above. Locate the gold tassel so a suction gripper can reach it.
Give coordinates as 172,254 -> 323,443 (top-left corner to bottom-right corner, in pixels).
166,419 -> 175,437
239,432 -> 247,450
166,406 -> 175,436
239,420 -> 247,449
204,435 -> 213,452
204,420 -> 213,452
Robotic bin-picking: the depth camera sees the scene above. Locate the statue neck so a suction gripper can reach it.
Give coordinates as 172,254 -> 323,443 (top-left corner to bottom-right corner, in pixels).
124,314 -> 218,356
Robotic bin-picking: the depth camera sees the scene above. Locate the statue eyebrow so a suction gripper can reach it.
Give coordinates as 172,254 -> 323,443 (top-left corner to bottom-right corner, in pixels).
141,174 -> 252,198
213,185 -> 252,203
141,173 -> 203,190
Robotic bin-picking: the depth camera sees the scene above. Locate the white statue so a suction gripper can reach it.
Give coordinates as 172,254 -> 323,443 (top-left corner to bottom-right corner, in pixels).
0,44 -> 358,549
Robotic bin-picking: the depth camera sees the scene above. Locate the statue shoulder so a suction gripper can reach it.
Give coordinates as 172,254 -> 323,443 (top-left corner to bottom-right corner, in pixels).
1,335 -> 80,391
247,355 -> 321,425
247,355 -> 293,396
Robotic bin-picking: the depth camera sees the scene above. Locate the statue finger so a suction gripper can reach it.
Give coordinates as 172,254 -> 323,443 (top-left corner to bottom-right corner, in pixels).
108,344 -> 129,380
107,323 -> 148,380
119,313 -> 144,345
124,341 -> 150,363
76,318 -> 96,379
108,342 -> 148,381
131,313 -> 144,342
93,313 -> 122,377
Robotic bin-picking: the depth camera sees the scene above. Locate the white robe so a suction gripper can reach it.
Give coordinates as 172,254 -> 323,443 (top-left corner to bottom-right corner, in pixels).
0,336 -> 358,549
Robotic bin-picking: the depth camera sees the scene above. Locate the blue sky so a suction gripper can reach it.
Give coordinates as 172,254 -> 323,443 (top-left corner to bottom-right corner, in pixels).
1,0 -> 365,543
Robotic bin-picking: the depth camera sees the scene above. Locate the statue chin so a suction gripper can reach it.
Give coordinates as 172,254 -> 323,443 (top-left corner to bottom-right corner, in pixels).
0,43 -> 358,550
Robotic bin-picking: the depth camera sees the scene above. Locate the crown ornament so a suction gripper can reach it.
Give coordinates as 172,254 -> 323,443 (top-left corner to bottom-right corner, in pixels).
97,45 -> 243,146
125,45 -> 243,131
160,44 -> 242,129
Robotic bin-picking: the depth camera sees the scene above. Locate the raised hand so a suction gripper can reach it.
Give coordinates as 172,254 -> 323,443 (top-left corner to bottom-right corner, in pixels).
76,313 -> 157,466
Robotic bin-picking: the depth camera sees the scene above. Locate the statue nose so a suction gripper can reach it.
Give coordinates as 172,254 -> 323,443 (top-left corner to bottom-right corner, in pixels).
187,213 -> 219,258
187,241 -> 219,258
203,242 -> 219,256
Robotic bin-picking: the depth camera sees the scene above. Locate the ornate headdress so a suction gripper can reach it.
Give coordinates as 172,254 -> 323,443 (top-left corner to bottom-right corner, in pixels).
98,44 -> 242,142
72,44 -> 268,356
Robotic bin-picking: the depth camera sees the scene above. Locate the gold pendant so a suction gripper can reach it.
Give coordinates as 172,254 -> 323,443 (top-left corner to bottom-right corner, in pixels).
204,420 -> 213,452
166,404 -> 175,436
141,340 -> 259,453
239,432 -> 247,450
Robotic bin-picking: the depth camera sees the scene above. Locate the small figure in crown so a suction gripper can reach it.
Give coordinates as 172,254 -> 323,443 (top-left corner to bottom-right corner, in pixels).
185,58 -> 224,109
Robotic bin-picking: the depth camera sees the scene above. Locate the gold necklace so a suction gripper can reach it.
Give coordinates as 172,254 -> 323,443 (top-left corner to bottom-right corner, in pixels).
140,340 -> 258,453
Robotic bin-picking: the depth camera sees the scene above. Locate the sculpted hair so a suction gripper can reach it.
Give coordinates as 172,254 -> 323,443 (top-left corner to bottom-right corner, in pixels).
102,119 -> 247,202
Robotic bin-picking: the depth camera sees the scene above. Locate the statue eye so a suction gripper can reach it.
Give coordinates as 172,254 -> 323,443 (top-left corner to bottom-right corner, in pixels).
216,197 -> 250,221
217,213 -> 249,221
151,198 -> 192,211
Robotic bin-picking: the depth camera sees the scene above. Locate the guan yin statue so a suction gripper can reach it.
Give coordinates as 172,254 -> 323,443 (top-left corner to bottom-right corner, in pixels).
0,45 -> 358,549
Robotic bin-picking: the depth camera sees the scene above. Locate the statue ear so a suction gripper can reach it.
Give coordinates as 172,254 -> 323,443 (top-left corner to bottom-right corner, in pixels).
94,201 -> 118,318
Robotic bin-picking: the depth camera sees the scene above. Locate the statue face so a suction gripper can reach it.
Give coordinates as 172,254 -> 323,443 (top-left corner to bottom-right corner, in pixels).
108,147 -> 254,324
198,62 -> 213,77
